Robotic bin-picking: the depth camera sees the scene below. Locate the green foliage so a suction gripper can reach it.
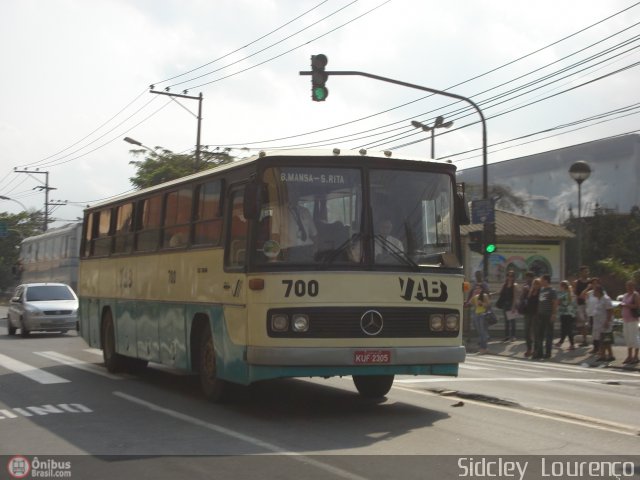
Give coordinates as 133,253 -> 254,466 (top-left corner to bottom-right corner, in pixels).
464,183 -> 526,213
128,146 -> 235,189
565,206 -> 640,284
0,210 -> 46,292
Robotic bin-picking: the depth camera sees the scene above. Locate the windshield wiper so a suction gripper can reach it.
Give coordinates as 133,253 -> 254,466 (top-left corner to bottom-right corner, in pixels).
374,235 -> 420,271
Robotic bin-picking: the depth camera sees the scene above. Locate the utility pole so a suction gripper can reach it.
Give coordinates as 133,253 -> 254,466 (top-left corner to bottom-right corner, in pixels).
14,168 -> 56,231
149,87 -> 203,172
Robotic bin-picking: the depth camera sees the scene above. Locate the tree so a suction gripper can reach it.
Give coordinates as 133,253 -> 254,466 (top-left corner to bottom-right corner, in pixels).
464,183 -> 526,213
128,146 -> 235,189
0,210 -> 46,292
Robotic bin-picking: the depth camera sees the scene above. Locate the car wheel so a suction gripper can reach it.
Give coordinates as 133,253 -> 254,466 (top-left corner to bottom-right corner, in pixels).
102,311 -> 127,373
352,375 -> 394,399
20,319 -> 30,338
199,326 -> 229,402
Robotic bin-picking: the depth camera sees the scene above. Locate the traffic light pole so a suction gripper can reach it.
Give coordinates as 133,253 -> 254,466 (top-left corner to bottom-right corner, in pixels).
300,68 -> 489,276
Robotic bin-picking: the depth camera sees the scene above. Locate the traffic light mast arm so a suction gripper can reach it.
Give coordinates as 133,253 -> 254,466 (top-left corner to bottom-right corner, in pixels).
299,69 -> 488,198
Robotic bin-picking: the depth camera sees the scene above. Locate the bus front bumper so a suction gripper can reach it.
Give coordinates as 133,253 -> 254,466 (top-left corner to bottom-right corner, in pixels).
246,345 -> 465,367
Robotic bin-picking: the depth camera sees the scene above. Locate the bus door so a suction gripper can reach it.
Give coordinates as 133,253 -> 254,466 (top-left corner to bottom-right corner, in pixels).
220,186 -> 248,345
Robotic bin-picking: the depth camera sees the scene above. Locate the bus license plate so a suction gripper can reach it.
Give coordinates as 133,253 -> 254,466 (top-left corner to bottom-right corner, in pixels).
354,350 -> 391,364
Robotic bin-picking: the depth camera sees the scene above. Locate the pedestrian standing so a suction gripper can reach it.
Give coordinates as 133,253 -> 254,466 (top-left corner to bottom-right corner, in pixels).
534,274 -> 558,360
591,285 -> 614,362
572,266 -> 590,347
583,277 -> 603,354
470,285 -> 490,354
620,280 -> 640,365
555,280 -> 577,350
497,270 -> 518,341
523,276 -> 540,357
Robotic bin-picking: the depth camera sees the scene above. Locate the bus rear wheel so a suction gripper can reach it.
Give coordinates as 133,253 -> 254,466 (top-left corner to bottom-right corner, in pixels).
352,375 -> 394,399
199,326 -> 229,403
102,311 -> 127,373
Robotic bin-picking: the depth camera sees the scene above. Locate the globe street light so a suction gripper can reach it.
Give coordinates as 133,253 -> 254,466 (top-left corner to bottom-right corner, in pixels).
0,195 -> 28,211
569,160 -> 591,268
411,116 -> 453,159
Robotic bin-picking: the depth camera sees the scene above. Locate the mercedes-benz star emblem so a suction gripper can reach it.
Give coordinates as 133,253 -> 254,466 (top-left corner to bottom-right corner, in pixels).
360,310 -> 383,336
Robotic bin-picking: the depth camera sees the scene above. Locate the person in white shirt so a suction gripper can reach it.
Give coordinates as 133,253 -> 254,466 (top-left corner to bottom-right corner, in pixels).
375,219 -> 404,259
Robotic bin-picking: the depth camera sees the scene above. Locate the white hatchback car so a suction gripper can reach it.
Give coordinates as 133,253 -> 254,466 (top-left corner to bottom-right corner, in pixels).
7,283 -> 78,337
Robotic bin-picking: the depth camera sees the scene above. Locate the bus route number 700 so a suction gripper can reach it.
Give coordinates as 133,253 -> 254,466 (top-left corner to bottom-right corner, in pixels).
282,279 -> 319,298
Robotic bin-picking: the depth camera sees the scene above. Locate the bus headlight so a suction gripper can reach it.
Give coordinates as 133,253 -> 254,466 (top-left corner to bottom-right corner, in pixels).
271,314 -> 289,332
429,314 -> 444,332
445,314 -> 460,331
292,314 -> 309,333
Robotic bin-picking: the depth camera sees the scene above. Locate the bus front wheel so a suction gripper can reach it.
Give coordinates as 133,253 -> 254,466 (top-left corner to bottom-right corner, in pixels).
352,375 -> 394,399
199,327 -> 229,403
102,312 -> 127,373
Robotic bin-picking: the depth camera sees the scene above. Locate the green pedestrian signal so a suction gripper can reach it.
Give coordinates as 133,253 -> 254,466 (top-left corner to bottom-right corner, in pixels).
310,54 -> 329,102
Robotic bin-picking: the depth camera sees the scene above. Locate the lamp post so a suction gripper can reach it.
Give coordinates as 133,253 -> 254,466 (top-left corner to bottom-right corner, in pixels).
0,195 -> 28,211
569,160 -> 591,268
411,116 -> 453,159
124,136 -> 155,153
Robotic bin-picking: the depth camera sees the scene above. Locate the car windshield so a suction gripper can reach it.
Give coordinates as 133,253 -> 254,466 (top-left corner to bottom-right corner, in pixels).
26,285 -> 75,301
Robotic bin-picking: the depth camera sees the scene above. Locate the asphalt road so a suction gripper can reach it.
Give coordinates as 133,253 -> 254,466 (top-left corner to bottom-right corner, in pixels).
1,308 -> 639,480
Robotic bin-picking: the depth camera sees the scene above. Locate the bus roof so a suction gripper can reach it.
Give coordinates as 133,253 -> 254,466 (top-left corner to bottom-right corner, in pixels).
86,148 -> 455,211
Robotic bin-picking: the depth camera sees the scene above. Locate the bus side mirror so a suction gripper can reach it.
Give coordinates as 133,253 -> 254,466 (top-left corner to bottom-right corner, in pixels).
456,192 -> 470,225
243,182 -> 260,220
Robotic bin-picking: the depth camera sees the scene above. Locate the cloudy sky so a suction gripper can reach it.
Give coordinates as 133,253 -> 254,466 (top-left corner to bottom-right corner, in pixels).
1,0 -> 638,226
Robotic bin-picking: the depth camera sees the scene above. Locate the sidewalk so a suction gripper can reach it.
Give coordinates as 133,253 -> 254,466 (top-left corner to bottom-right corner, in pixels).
465,335 -> 640,372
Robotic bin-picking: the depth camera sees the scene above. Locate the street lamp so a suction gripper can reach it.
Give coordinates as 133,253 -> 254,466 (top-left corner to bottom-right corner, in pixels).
0,195 -> 28,211
124,136 -> 155,153
411,116 -> 453,159
569,160 -> 591,268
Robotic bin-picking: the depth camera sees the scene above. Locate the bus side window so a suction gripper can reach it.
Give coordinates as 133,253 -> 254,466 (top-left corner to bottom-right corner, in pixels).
92,208 -> 113,257
193,180 -> 223,246
162,187 -> 192,249
226,188 -> 247,268
135,195 -> 162,252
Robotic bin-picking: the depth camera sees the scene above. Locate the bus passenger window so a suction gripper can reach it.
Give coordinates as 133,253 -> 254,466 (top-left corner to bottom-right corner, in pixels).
135,195 -> 162,252
162,188 -> 192,249
193,180 -> 222,246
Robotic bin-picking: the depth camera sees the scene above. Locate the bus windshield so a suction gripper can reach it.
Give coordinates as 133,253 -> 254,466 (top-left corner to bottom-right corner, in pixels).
254,165 -> 456,269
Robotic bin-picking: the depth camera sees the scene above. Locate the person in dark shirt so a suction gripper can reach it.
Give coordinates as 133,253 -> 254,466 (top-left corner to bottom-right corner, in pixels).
533,274 -> 558,359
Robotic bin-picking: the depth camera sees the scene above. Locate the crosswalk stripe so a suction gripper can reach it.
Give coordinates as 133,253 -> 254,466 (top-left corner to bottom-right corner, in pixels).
35,351 -> 122,379
0,353 -> 69,384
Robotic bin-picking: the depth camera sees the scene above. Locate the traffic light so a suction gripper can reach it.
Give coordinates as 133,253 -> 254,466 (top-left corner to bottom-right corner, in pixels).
468,230 -> 483,254
483,222 -> 497,254
310,54 -> 329,101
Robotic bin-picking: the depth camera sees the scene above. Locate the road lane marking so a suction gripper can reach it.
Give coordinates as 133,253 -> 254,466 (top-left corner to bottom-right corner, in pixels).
35,351 -> 122,379
468,356 -> 640,377
0,353 -> 69,384
392,385 -> 640,437
459,364 -> 494,370
396,377 -> 640,383
113,391 -> 370,480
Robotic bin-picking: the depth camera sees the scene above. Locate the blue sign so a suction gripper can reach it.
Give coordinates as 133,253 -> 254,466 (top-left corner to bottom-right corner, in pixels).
471,199 -> 495,224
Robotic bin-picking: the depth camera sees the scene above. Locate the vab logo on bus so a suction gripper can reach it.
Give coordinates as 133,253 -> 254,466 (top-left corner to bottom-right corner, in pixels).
7,455 -> 30,479
399,277 -> 448,302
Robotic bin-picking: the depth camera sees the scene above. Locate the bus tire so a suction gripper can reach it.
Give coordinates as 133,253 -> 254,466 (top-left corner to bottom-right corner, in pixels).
352,375 -> 394,398
199,326 -> 229,403
102,311 -> 127,373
